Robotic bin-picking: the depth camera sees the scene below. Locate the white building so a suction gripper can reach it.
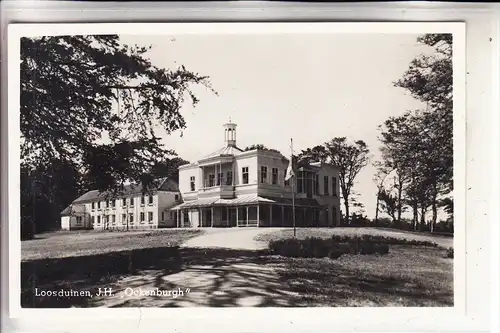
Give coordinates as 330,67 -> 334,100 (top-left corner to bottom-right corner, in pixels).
170,121 -> 342,228
60,178 -> 181,230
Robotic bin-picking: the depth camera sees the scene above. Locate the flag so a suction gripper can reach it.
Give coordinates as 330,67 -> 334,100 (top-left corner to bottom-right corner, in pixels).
285,160 -> 294,181
285,139 -> 294,181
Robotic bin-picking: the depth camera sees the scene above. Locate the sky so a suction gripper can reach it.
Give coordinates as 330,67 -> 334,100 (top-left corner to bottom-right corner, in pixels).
118,33 -> 434,219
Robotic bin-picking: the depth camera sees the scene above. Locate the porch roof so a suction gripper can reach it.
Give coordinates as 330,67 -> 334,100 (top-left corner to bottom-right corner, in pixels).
169,195 -> 323,210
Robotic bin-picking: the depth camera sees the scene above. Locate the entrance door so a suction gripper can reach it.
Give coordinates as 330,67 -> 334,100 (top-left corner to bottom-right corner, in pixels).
190,209 -> 200,228
228,208 -> 237,227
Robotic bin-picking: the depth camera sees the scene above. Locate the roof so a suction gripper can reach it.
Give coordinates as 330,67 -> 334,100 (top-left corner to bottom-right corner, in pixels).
200,145 -> 244,160
169,195 -> 323,210
60,204 -> 87,216
72,178 -> 179,204
60,205 -> 72,216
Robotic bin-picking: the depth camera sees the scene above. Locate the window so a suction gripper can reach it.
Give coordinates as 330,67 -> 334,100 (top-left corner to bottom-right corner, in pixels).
97,201 -> 101,209
122,198 -> 127,206
332,177 -> 337,197
260,166 -> 268,183
272,168 -> 278,185
92,216 -> 95,225
111,199 -> 115,208
324,176 -> 329,195
129,213 -> 134,224
221,208 -> 227,221
106,200 -> 110,208
242,167 -> 249,184
148,212 -> 153,223
130,198 -> 134,207
297,172 -> 303,193
315,174 -> 319,195
91,202 -> 95,210
161,212 -> 165,221
148,195 -> 153,204
190,176 -> 195,191
284,170 -> 290,186
122,214 -> 126,224
141,196 -> 145,205
97,216 -> 101,225
175,194 -> 179,201
226,171 -> 233,185
183,212 -> 189,223
112,215 -> 116,224
217,172 -> 223,186
208,174 -> 215,187
76,216 -> 82,225
140,212 -> 145,223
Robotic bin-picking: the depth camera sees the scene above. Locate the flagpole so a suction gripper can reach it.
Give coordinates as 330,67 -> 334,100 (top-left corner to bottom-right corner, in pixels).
291,138 -> 296,238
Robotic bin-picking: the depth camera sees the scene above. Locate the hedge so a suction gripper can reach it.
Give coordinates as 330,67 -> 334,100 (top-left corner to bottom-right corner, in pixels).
268,234 -> 438,259
330,234 -> 438,247
269,237 -> 390,259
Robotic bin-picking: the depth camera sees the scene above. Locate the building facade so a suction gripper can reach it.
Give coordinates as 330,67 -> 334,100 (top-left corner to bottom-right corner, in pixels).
60,178 -> 181,230
171,121 -> 342,228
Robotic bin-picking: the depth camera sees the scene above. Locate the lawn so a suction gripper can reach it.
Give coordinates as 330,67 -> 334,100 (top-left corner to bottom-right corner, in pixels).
269,245 -> 453,306
21,229 -> 204,261
21,227 -> 453,307
255,227 -> 453,249
254,227 -> 454,306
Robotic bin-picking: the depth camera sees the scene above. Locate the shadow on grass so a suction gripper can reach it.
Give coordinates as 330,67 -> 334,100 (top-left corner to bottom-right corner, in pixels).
21,246 -> 452,308
21,246 -> 182,308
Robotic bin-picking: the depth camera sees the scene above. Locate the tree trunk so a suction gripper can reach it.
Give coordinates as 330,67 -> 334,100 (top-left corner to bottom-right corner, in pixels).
374,191 -> 380,226
431,184 -> 438,233
344,198 -> 350,226
420,205 -> 426,231
396,176 -> 403,225
412,201 -> 418,231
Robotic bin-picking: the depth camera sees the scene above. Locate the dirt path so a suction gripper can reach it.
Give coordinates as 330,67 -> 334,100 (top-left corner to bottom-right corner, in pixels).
90,248 -> 302,307
180,228 -> 271,250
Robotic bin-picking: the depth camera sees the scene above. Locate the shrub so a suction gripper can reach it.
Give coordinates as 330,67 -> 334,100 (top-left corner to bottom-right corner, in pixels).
334,234 -> 437,247
375,243 -> 390,255
328,249 -> 344,259
269,239 -> 302,257
360,242 -> 376,255
446,247 -> 454,259
269,235 -> 392,259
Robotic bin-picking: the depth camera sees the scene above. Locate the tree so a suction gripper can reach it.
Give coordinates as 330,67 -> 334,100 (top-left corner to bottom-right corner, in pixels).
372,161 -> 391,226
150,157 -> 190,183
379,111 -> 420,229
394,33 -> 453,231
21,35 -> 215,193
298,145 -> 328,164
21,159 -> 84,236
325,138 -> 370,224
379,189 -> 398,224
243,144 -> 281,154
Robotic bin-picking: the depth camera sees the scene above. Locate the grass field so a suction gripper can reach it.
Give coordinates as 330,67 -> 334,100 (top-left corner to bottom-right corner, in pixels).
21,229 -> 203,261
269,245 -> 453,306
254,227 -> 454,306
21,227 -> 453,307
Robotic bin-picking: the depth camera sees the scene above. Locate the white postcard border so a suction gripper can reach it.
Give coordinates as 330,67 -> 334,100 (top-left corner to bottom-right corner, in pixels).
6,22 -> 478,333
